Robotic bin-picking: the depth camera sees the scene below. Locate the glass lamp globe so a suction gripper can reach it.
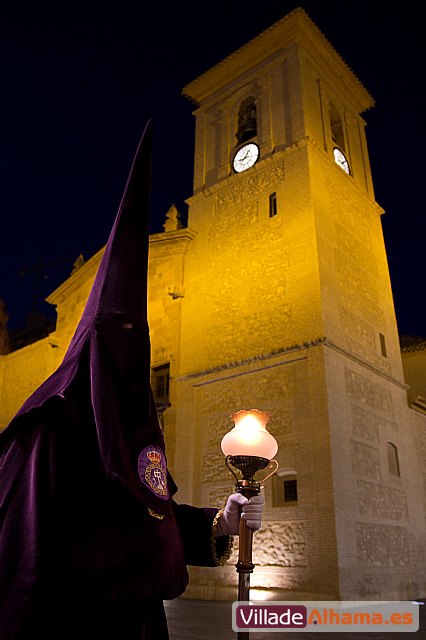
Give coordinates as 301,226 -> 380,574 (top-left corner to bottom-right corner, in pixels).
220,409 -> 278,460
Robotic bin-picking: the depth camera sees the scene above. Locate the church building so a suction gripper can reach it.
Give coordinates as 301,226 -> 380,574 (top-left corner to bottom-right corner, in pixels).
1,8 -> 425,601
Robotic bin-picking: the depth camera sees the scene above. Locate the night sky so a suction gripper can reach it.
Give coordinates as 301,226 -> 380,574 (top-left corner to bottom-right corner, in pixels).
1,1 -> 425,338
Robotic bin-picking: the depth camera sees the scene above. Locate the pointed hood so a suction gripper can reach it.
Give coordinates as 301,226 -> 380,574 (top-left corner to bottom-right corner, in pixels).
4,122 -> 176,513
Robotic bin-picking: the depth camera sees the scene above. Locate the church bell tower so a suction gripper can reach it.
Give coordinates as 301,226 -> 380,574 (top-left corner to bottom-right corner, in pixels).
172,8 -> 425,600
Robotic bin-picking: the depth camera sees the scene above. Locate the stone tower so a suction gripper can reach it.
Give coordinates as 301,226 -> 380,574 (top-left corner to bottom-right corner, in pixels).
170,8 -> 425,600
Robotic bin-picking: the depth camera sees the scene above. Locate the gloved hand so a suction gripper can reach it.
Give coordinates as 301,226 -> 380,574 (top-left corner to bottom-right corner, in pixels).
215,492 -> 265,536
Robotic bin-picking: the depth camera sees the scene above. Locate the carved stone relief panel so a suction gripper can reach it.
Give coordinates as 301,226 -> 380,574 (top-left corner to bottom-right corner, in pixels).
415,415 -> 426,469
345,368 -> 394,418
351,440 -> 381,479
351,403 -> 398,443
202,450 -> 226,483
354,574 -> 407,599
205,414 -> 234,449
351,404 -> 379,443
254,521 -> 307,567
213,159 -> 284,212
210,160 -> 285,238
357,480 -> 408,521
356,523 -> 411,567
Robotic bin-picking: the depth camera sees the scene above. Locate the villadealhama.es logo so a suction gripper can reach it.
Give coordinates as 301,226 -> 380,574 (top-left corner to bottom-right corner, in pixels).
232,601 -> 420,633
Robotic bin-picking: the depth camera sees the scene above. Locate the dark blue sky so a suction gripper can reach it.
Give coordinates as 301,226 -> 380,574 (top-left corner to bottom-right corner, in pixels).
1,1 -> 425,336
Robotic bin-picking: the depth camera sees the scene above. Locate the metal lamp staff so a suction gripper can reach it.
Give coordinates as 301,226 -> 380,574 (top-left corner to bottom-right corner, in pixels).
221,410 -> 279,639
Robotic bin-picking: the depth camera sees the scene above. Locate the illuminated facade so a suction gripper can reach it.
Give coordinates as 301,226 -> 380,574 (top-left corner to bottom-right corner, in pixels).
1,9 -> 426,600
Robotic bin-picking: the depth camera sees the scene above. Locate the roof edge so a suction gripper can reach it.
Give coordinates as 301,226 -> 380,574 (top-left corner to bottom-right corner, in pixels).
182,7 -> 374,112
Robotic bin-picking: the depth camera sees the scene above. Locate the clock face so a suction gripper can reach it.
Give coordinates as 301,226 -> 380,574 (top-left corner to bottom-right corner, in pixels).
232,143 -> 259,173
333,147 -> 350,174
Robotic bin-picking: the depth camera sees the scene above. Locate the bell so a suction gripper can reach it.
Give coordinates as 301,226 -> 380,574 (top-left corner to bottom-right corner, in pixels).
237,117 -> 257,144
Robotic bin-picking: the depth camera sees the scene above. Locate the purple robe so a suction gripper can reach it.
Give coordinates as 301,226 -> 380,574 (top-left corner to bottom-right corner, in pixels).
0,395 -> 225,639
0,123 -> 230,639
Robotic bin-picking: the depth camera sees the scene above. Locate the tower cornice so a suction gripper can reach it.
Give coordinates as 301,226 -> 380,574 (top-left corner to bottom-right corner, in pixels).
183,8 -> 373,113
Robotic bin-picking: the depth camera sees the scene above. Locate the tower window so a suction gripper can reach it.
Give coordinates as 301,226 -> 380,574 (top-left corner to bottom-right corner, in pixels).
329,102 -> 345,150
236,96 -> 257,144
284,478 -> 298,502
269,192 -> 278,217
387,442 -> 400,477
329,103 -> 350,173
379,333 -> 387,358
151,364 -> 170,407
273,470 -> 298,506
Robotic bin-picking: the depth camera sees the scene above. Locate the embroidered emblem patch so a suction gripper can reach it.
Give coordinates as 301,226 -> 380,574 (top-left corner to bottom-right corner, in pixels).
137,446 -> 169,500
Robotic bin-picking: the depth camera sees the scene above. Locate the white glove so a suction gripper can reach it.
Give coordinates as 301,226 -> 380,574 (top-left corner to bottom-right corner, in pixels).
215,492 -> 265,536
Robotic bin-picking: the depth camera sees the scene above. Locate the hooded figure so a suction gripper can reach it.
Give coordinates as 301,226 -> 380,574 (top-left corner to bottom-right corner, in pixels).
0,123 -> 239,640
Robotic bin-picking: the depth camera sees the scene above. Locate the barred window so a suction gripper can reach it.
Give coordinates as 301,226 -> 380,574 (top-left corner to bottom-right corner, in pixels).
151,364 -> 170,406
273,470 -> 298,507
284,478 -> 298,502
